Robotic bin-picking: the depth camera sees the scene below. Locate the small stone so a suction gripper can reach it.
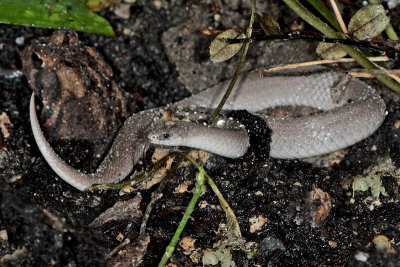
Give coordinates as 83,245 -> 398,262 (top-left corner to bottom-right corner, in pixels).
328,240 -> 338,248
153,0 -> 162,9
216,119 -> 225,127
354,251 -> 369,262
255,191 -> 263,196
114,3 -> 130,19
15,36 -> 25,46
257,236 -> 286,257
116,233 -> 124,242
293,181 -> 302,186
0,230 -> 8,242
123,28 -> 133,36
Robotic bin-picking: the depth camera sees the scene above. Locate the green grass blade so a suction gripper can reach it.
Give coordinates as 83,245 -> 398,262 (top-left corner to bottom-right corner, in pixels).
0,0 -> 114,36
305,0 -> 342,31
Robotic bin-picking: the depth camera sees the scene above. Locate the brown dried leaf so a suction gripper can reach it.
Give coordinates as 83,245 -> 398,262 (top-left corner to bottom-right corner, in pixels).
256,13 -> 281,36
179,236 -> 196,254
372,235 -> 394,253
0,112 -> 13,138
209,29 -> 244,63
308,187 -> 332,227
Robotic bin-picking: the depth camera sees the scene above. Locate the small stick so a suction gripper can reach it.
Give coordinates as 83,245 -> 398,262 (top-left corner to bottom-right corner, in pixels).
329,0 -> 348,33
369,59 -> 400,83
106,238 -> 131,259
350,69 -> 400,78
259,56 -> 389,74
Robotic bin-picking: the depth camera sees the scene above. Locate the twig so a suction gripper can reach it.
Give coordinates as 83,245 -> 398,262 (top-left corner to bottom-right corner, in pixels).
139,192 -> 163,235
350,69 -> 400,78
259,56 -> 389,74
106,238 -> 131,259
88,150 -> 175,191
369,60 -> 400,83
329,0 -> 348,33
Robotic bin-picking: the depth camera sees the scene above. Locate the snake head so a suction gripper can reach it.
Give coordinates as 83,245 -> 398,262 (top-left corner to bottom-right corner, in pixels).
148,121 -> 189,146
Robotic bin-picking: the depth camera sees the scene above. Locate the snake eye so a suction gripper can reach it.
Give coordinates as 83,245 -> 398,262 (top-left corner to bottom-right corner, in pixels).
163,133 -> 170,140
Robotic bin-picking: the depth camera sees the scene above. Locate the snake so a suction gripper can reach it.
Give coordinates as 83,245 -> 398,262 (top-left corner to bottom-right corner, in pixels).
30,71 -> 386,191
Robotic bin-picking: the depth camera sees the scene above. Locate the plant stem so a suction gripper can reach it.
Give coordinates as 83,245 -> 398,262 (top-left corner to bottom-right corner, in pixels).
156,151 -> 241,266
205,174 -> 241,237
282,0 -> 400,93
306,0 -> 342,31
208,0 -> 257,123
158,171 -> 205,267
173,152 -> 241,236
385,24 -> 399,40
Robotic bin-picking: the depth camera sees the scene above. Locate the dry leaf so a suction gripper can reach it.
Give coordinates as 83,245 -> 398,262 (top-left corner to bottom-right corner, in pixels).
209,29 -> 245,63
316,42 -> 348,59
256,13 -> 281,36
348,4 -> 389,40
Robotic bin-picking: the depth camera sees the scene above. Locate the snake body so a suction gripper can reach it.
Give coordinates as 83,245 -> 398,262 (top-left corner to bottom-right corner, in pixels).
30,71 -> 386,191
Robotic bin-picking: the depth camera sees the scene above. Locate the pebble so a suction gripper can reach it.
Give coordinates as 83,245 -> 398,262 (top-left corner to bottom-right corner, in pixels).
114,3 -> 131,19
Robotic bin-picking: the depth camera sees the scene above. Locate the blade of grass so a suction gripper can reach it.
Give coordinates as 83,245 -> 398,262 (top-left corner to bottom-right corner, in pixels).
205,174 -> 241,237
384,24 -> 400,41
174,152 -> 241,237
305,0 -> 342,31
158,170 -> 205,267
157,151 -> 242,266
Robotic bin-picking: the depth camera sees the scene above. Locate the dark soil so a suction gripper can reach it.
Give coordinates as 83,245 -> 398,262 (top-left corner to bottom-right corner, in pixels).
1,1 -> 400,266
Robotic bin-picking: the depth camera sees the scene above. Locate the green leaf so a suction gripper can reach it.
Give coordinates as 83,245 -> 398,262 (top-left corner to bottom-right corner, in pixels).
305,0 -> 342,31
316,42 -> 347,59
0,0 -> 114,36
348,4 -> 389,40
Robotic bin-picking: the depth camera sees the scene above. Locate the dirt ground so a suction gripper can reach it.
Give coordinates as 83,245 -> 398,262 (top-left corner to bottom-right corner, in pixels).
1,0 -> 400,266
